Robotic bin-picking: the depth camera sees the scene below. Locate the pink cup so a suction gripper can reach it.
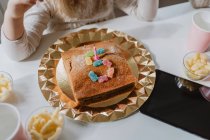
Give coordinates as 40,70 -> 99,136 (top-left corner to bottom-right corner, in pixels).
0,103 -> 26,140
188,11 -> 210,52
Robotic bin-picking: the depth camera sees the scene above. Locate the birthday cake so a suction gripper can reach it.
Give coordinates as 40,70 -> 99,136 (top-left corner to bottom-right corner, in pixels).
61,40 -> 137,108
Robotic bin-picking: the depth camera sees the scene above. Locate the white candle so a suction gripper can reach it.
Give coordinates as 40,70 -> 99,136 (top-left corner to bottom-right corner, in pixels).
93,47 -> 99,60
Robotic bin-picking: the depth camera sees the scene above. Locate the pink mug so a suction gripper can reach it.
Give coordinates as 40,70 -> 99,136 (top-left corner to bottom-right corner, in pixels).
0,103 -> 26,140
188,11 -> 210,52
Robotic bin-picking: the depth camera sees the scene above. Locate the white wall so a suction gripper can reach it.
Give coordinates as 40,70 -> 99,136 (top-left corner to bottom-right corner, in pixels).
0,11 -> 3,26
0,0 -> 8,22
0,1 -> 8,11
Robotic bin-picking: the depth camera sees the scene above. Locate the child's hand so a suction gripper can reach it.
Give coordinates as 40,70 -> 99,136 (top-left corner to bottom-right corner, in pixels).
5,0 -> 39,19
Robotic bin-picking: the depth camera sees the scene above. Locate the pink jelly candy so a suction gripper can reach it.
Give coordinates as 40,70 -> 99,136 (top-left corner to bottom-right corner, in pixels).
107,67 -> 114,78
103,59 -> 112,67
98,75 -> 108,83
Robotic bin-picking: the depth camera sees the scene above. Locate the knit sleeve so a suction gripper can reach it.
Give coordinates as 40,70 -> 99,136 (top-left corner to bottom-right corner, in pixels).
115,0 -> 159,21
1,2 -> 51,61
114,0 -> 141,19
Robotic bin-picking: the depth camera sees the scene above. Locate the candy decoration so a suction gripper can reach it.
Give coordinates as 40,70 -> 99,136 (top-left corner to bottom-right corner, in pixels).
85,47 -> 115,82
85,57 -> 93,65
103,59 -> 112,67
107,67 -> 115,78
96,48 -> 105,54
93,60 -> 103,67
98,75 -> 109,83
93,47 -> 100,60
88,71 -> 98,82
85,51 -> 94,57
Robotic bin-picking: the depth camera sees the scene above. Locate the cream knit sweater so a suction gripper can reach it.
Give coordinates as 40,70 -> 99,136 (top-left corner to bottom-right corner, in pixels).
1,0 -> 140,61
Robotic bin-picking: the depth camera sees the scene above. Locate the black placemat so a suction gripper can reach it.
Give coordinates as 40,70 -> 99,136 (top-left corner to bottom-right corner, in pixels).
140,70 -> 210,139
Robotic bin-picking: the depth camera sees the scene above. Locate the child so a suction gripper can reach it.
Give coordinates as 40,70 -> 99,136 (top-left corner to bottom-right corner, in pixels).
1,0 -> 156,61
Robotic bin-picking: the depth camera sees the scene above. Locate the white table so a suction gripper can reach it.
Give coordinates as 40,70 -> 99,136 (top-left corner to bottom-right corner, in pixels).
0,2 -> 208,140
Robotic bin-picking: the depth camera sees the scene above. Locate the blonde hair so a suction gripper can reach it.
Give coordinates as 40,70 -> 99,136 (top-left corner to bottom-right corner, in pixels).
49,0 -> 110,19
46,0 -> 138,20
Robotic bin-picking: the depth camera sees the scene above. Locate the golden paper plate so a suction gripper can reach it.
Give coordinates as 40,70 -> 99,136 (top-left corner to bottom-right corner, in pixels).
38,28 -> 156,122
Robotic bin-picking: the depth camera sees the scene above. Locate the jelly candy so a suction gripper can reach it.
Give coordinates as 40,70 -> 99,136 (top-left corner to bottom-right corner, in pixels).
98,75 -> 108,83
96,48 -> 105,54
103,59 -> 112,67
85,51 -> 94,57
85,57 -> 93,65
93,60 -> 103,67
88,71 -> 98,82
107,67 -> 114,78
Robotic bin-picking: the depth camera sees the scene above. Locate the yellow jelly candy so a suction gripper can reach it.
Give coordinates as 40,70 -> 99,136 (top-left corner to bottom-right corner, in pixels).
85,57 -> 92,65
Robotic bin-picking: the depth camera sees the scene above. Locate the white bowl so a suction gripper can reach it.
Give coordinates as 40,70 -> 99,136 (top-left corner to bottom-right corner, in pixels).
183,52 -> 210,80
0,71 -> 13,102
25,106 -> 64,140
